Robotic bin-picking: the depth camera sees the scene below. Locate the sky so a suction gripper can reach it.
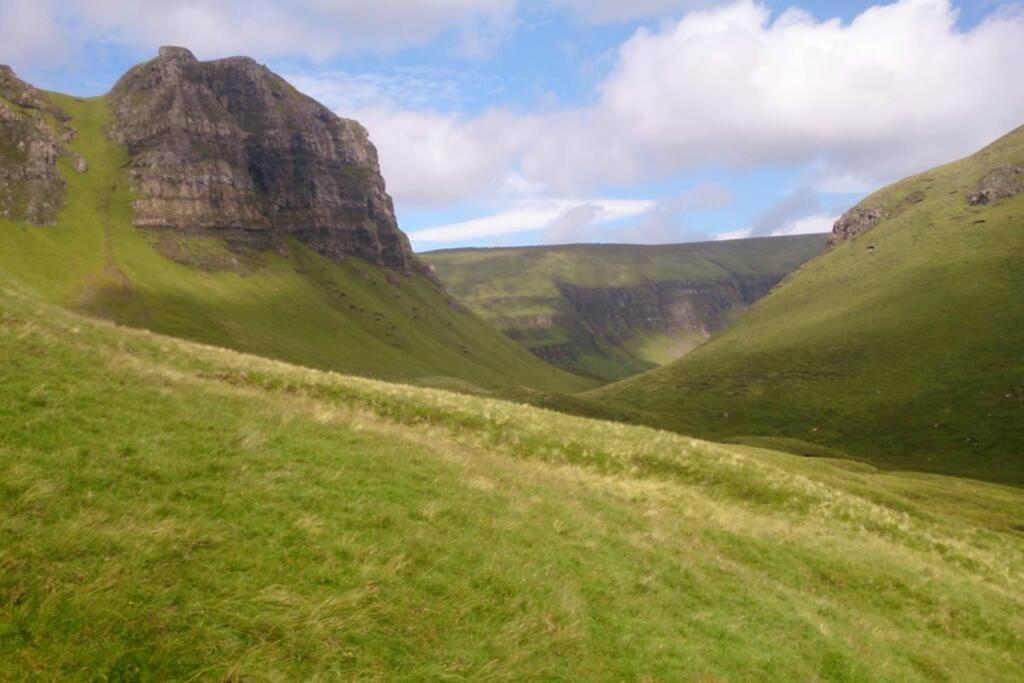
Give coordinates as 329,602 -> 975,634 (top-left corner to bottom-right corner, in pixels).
3,0 -> 1023,251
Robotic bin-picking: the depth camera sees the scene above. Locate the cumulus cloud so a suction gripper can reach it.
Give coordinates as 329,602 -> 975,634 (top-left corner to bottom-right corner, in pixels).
544,203 -> 603,243
0,0 -> 68,65
617,182 -> 734,243
343,107 -> 539,206
0,0 -> 518,65
408,198 -> 655,243
340,0 -> 1024,209
577,0 -> 1024,189
750,186 -> 820,236
770,212 -> 836,236
713,187 -> 834,242
287,69 -> 541,207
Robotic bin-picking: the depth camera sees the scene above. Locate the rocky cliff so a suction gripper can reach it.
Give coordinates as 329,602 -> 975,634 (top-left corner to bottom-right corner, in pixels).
558,276 -> 779,347
109,46 -> 419,272
0,66 -> 78,224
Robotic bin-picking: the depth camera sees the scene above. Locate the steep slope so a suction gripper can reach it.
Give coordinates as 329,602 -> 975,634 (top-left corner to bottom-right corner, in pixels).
0,54 -> 593,394
591,126 -> 1024,484
422,236 -> 824,381
2,275 -> 1023,680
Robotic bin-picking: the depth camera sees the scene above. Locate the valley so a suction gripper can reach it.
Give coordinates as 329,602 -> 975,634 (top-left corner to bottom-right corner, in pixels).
2,28 -> 1023,682
423,236 -> 824,381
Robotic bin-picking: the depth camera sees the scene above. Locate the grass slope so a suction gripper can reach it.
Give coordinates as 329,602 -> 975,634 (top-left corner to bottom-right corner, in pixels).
2,280 -> 1024,680
591,126 -> 1024,484
422,237 -> 824,381
0,93 -> 592,395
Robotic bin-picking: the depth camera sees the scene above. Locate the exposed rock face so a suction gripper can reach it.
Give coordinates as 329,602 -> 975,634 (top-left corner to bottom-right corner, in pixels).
0,66 -> 73,224
109,46 -> 418,272
558,277 -> 780,346
502,276 -> 786,367
828,206 -> 885,246
968,165 -> 1024,205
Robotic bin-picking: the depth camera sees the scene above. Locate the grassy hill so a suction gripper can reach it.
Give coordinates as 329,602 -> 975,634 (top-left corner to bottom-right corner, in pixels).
422,237 -> 824,381
589,126 -> 1024,484
0,93 -> 592,395
2,270 -> 1023,680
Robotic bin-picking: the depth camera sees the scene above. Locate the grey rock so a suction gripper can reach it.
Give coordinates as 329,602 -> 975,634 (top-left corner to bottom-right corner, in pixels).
967,165 -> 1024,205
0,65 -> 71,224
71,152 -> 88,173
827,206 -> 886,246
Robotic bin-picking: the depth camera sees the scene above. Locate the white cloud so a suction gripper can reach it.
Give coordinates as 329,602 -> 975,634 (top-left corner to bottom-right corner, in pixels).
544,203 -> 603,243
714,228 -> 754,241
751,186 -> 820,236
0,0 -> 519,66
368,0 -> 1024,205
550,0 -> 721,24
0,0 -> 67,65
770,212 -> 836,236
408,198 -> 655,243
615,182 -> 733,243
287,70 -> 540,207
344,107 -> 539,207
579,0 -> 1024,188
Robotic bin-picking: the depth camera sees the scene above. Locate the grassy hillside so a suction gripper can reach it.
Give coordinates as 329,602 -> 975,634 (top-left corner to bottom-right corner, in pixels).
590,126 -> 1024,484
0,93 -> 593,395
422,237 -> 824,381
2,277 -> 1023,680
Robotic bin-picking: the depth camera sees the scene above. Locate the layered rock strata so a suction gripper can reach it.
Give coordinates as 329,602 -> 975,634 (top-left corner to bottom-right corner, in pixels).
109,46 -> 418,272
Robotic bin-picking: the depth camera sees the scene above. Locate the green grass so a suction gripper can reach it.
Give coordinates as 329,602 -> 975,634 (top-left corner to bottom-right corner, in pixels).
422,237 -> 824,381
0,93 -> 593,396
590,126 -> 1024,485
2,279 -> 1023,680
4,78 -> 1024,680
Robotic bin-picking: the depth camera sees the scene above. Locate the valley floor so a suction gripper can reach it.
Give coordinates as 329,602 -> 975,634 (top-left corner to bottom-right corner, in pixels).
2,283 -> 1023,680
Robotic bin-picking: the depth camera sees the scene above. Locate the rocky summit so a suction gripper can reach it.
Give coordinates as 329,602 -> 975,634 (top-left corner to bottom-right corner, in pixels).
0,49 -> 590,394
109,46 -> 420,273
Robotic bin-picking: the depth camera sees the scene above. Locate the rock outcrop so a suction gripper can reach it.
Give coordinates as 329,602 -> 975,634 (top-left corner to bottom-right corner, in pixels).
0,66 -> 73,224
109,46 -> 419,272
968,165 -> 1024,205
828,206 -> 885,246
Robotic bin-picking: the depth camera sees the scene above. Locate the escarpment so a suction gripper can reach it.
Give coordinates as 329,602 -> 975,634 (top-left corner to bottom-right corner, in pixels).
0,66 -> 76,224
109,46 -> 420,272
557,276 -> 780,345
514,275 -> 785,371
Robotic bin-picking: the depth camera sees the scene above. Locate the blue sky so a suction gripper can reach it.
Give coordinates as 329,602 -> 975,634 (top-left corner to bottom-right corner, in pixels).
4,0 -> 1023,251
